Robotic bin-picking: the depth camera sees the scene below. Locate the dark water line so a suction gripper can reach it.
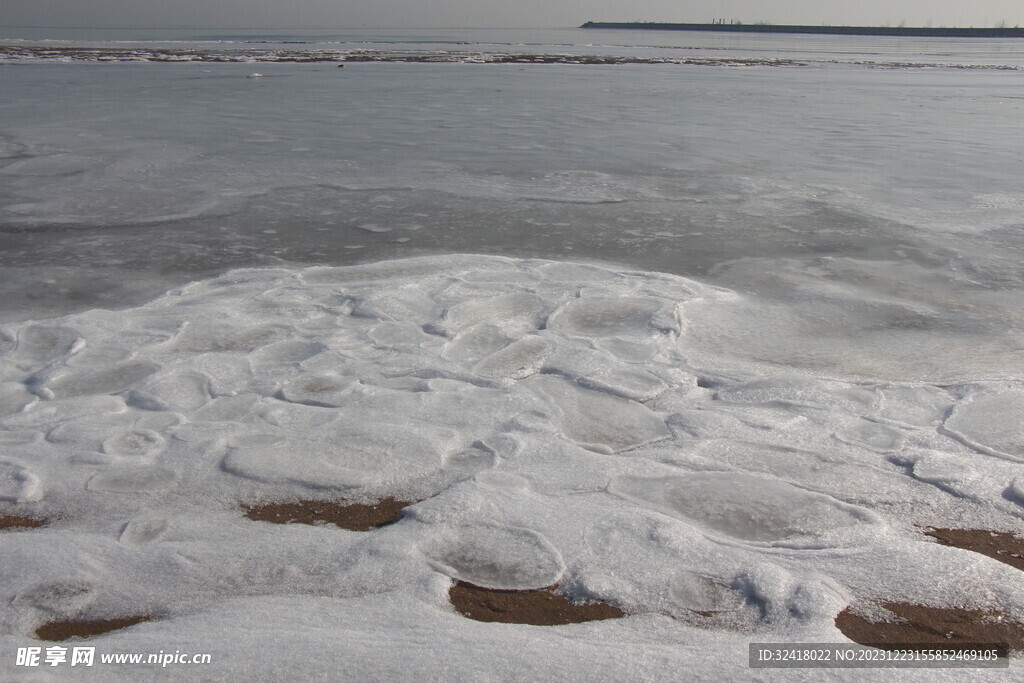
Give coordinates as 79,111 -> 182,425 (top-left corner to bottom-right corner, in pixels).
581,22 -> 1024,38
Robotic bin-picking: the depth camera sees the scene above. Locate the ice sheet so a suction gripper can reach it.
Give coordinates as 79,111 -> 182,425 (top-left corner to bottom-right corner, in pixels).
2,35 -> 1024,677
0,255 -> 1021,681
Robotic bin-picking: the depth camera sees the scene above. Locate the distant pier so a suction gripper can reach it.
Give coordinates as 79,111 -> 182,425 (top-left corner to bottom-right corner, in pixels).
580,22 -> 1024,38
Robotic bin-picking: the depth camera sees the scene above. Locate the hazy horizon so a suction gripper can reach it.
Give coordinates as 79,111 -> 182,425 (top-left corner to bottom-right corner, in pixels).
3,0 -> 1023,31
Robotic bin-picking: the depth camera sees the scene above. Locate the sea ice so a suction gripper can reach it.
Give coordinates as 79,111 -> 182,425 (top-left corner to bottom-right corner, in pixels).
1,31 -> 1024,677
0,430 -> 38,445
44,360 -> 159,399
46,414 -> 134,446
876,384 -> 952,428
688,440 -> 907,505
474,471 -> 530,491
593,337 -> 660,363
443,443 -> 497,474
0,458 -> 43,503
669,572 -> 745,613
257,402 -> 338,432
472,336 -> 551,379
64,343 -> 133,368
834,420 -> 905,453
609,472 -> 876,546
86,466 -> 177,493
0,382 -> 34,416
535,261 -> 621,283
5,395 -> 126,429
192,394 -> 261,422
119,517 -> 171,546
420,524 -> 565,590
0,254 -> 1019,680
169,323 -> 284,354
542,348 -> 670,402
0,153 -> 95,177
368,322 -> 436,349
715,375 -> 877,413
279,375 -> 358,407
11,324 -> 80,367
444,293 -> 547,333
546,296 -> 677,339
441,323 -> 510,364
12,581 -> 96,618
102,429 -> 165,458
1007,479 -> 1024,506
911,451 -> 979,495
525,374 -> 671,453
942,387 -> 1024,462
221,421 -> 455,490
130,372 -> 211,412
248,340 -> 325,366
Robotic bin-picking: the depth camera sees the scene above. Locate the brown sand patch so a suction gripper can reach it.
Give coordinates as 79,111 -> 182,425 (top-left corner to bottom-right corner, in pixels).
836,602 -> 1024,653
449,581 -> 624,626
242,498 -> 415,531
0,514 -> 48,530
924,528 -> 1024,571
35,615 -> 151,641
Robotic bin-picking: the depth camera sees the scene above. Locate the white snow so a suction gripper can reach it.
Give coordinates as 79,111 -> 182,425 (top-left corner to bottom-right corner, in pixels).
608,472 -> 879,546
942,387 -> 1024,462
420,524 -> 565,590
0,254 -> 1021,682
526,374 -> 672,454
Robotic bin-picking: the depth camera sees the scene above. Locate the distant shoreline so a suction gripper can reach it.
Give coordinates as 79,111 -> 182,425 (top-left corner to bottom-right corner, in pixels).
580,22 -> 1024,38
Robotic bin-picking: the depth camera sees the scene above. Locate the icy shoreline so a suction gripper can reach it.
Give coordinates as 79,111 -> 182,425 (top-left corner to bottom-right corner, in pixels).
2,42 -> 1020,70
1,255 -> 1022,677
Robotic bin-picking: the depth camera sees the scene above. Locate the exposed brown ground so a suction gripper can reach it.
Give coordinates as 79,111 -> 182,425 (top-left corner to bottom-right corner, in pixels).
0,514 -> 48,530
242,498 -> 414,531
925,528 -> 1024,571
449,581 -> 625,626
36,615 -> 151,641
837,527 -> 1024,653
836,602 -> 1022,652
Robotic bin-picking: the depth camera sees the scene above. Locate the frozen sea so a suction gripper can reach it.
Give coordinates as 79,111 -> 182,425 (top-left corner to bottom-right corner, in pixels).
1,26 -> 1023,679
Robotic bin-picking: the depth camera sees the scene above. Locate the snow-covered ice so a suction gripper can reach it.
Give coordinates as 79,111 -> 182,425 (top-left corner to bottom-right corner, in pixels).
1,26 -> 1023,679
942,387 -> 1024,463
0,254 -> 1021,679
608,472 -> 879,546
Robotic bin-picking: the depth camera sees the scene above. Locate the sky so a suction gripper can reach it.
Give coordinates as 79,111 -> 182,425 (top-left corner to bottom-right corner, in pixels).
3,0 -> 1024,30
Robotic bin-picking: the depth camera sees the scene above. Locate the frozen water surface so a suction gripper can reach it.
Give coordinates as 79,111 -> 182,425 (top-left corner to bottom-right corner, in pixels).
669,573 -> 745,613
0,459 -> 43,503
86,466 -> 177,494
608,472 -> 877,546
118,517 -> 170,546
0,256 -> 1019,674
942,386 -> 1024,462
421,524 -> 565,589
1,26 -> 1024,680
526,374 -> 672,453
